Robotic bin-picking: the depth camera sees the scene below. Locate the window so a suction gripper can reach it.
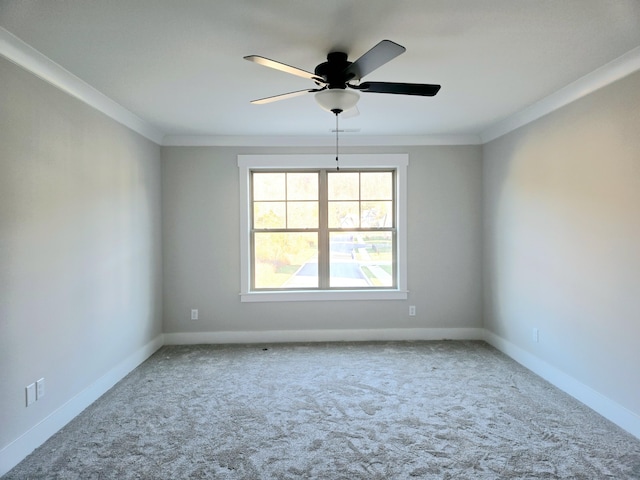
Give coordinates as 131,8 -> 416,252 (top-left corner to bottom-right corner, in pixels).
239,154 -> 408,302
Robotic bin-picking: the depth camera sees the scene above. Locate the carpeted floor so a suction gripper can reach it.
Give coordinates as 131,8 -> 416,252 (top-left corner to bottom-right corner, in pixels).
5,341 -> 640,479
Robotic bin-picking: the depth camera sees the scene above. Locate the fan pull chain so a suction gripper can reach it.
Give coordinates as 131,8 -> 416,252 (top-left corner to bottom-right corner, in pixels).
335,112 -> 340,171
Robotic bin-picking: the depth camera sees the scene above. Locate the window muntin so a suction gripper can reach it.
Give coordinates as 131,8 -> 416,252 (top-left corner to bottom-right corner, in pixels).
250,169 -> 395,291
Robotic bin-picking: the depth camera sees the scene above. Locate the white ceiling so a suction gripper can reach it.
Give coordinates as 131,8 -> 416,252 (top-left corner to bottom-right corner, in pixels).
1,0 -> 640,144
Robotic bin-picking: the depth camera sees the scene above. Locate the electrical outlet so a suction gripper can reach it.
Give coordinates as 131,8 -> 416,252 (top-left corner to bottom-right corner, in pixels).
26,383 -> 36,406
409,305 -> 416,316
191,309 -> 199,321
532,328 -> 539,343
36,378 -> 45,400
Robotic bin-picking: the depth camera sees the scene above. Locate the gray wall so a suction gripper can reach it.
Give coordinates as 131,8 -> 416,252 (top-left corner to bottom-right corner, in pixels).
483,70 -> 640,415
0,57 -> 163,450
162,145 -> 483,336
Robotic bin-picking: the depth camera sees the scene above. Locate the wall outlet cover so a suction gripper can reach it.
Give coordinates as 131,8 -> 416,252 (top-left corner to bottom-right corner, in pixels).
26,383 -> 36,406
36,378 -> 45,399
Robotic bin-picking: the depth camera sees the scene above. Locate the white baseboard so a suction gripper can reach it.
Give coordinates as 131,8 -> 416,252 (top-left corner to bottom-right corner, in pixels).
483,330 -> 640,440
0,334 -> 164,477
163,327 -> 486,345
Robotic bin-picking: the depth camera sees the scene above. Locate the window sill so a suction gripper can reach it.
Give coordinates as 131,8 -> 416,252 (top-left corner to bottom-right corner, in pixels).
240,290 -> 409,303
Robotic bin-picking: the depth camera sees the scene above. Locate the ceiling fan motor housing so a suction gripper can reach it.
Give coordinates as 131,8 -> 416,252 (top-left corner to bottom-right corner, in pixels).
314,52 -> 353,88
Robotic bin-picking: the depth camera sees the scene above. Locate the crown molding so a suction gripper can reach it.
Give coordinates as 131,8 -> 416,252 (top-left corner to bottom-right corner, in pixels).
161,134 -> 482,147
480,45 -> 640,143
3,25 -> 639,148
0,27 -> 164,145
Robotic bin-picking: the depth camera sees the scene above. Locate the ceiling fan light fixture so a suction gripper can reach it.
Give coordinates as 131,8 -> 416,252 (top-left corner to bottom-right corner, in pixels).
315,88 -> 360,114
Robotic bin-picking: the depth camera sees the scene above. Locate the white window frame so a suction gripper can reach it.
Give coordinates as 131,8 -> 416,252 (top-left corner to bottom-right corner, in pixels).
238,154 -> 408,302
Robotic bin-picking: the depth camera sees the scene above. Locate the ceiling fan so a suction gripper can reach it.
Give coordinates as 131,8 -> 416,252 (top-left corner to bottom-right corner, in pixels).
244,40 -> 441,115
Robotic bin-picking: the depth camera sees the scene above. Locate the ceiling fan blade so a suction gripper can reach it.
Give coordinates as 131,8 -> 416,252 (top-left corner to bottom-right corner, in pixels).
355,81 -> 441,96
343,40 -> 406,81
250,89 -> 318,105
244,55 -> 324,82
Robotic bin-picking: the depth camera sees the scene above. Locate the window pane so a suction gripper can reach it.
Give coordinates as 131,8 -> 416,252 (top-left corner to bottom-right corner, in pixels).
253,173 -> 285,201
254,232 -> 318,288
287,172 -> 318,200
328,172 -> 359,200
287,201 -> 318,228
253,202 -> 286,229
329,231 -> 393,287
328,201 -> 359,228
361,201 -> 393,228
361,171 -> 393,200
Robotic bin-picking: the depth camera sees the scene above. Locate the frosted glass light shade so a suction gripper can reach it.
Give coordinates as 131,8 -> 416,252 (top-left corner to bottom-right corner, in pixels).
315,88 -> 360,113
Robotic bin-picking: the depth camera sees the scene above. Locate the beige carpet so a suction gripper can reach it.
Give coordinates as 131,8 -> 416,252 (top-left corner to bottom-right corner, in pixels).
5,341 -> 640,479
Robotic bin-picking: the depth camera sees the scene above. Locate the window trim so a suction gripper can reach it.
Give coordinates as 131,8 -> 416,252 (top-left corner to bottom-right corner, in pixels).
238,154 -> 408,302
